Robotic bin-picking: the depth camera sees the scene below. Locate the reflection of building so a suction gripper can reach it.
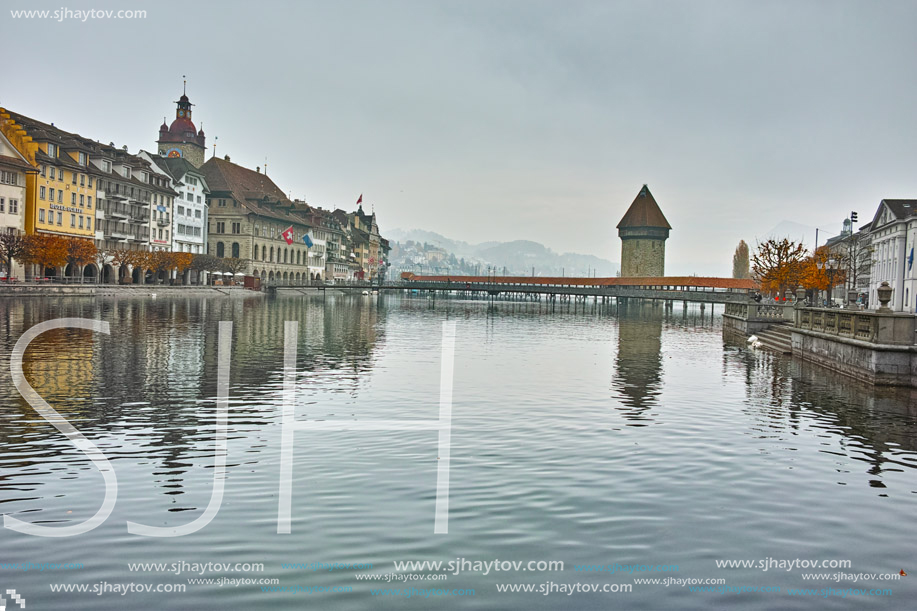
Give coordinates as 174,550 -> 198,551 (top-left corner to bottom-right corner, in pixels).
612,306 -> 664,423
617,185 -> 671,277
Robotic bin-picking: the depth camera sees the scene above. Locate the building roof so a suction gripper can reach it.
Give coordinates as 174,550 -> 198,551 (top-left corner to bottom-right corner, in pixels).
200,156 -> 310,226
616,184 -> 672,230
882,199 -> 917,219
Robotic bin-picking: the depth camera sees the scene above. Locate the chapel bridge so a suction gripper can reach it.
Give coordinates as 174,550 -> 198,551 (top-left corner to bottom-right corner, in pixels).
386,273 -> 759,305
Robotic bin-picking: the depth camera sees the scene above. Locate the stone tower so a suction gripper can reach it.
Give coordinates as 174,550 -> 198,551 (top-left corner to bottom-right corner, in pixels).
617,185 -> 671,277
156,85 -> 206,167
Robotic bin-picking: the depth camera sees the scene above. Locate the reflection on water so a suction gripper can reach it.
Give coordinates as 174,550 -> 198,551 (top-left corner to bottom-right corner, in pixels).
0,294 -> 915,611
612,304 -> 663,423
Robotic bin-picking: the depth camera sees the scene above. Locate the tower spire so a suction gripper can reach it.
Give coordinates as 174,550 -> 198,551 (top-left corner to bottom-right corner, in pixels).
183,74 -> 187,95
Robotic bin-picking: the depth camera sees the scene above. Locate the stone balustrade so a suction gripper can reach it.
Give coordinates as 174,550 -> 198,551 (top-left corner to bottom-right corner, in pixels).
795,307 -> 916,346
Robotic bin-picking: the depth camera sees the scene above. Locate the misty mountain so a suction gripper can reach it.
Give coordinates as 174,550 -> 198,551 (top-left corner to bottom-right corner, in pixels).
387,228 -> 618,276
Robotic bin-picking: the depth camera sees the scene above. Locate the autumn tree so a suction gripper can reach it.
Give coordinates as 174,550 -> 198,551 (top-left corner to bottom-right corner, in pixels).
22,234 -> 68,277
109,249 -> 147,283
65,238 -> 98,283
751,238 -> 807,296
221,257 -> 249,275
799,245 -> 846,296
0,232 -> 26,277
732,240 -> 750,279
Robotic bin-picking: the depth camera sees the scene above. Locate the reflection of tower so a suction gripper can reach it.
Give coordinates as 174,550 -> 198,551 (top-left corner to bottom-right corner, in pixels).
156,82 -> 206,167
612,306 -> 664,423
617,185 -> 671,277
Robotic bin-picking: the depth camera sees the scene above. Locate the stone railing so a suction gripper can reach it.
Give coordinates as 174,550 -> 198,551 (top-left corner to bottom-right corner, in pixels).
724,302 -> 794,322
796,307 -> 916,346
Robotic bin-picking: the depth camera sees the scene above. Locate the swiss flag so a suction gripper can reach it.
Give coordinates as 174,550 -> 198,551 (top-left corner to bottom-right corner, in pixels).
281,226 -> 294,245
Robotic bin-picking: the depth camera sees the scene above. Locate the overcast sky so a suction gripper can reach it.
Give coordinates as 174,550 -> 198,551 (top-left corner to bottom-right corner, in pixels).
5,0 -> 916,274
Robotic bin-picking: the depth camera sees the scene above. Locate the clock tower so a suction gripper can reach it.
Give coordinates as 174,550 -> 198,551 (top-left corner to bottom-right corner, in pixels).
156,84 -> 206,167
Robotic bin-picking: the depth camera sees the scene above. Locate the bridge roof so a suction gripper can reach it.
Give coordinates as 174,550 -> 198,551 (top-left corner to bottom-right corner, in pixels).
401,273 -> 758,290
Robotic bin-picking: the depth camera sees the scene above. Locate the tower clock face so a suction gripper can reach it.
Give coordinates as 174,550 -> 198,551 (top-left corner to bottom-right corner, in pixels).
178,110 -> 185,117
166,148 -> 183,158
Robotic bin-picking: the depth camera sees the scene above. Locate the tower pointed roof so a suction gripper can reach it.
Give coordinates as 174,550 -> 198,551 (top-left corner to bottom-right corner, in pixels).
616,185 -> 671,230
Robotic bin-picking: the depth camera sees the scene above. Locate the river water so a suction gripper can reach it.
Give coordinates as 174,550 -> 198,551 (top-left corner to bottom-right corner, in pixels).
0,293 -> 915,610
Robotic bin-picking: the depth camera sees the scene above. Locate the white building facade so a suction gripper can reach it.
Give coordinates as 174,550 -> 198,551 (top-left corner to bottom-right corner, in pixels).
140,152 -> 209,254
866,199 -> 917,312
0,132 -> 30,278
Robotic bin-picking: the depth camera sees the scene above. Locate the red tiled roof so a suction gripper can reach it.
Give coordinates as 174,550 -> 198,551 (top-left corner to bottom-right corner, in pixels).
617,184 -> 672,230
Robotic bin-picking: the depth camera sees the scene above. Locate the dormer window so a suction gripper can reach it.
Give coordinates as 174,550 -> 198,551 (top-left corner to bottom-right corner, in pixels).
102,160 -> 111,173
124,167 -> 131,179
78,152 -> 87,166
47,143 -> 57,157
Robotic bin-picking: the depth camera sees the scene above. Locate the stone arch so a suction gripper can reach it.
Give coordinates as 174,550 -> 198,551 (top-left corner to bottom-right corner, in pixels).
232,242 -> 240,258
82,263 -> 99,282
132,266 -> 143,284
216,242 -> 225,258
268,270 -> 274,283
102,264 -> 115,284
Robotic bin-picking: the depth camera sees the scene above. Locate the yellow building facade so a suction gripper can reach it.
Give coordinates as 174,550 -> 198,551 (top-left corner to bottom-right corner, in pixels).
1,109 -> 96,238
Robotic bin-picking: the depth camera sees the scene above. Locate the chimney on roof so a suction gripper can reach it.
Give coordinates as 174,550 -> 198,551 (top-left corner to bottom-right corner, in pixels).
256,166 -> 260,173
224,155 -> 230,161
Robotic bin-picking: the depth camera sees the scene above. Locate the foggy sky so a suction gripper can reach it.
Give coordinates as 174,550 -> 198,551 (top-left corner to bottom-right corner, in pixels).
4,0 -> 916,275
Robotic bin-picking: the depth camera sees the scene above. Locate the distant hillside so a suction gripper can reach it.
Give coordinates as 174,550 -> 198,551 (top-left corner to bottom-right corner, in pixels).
387,229 -> 618,277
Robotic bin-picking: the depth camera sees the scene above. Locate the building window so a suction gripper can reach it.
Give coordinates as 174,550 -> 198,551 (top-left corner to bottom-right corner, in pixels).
232,242 -> 240,258
49,188 -> 55,201
80,174 -> 85,186
79,152 -> 86,166
87,196 -> 92,209
178,205 -> 185,215
72,171 -> 77,184
217,242 -> 225,257
39,209 -> 45,223
58,190 -> 63,203
71,193 -> 76,205
71,214 -> 76,228
102,160 -> 111,173
47,143 -> 56,157
57,212 -> 62,225
197,195 -> 202,203
80,194 -> 84,206
218,199 -> 226,207
216,221 -> 225,233
88,176 -> 93,188
49,167 -> 56,180
79,216 -> 84,229
87,217 -> 91,231
40,186 -> 46,200
195,209 -> 201,218
231,222 -> 241,234
40,165 -> 46,177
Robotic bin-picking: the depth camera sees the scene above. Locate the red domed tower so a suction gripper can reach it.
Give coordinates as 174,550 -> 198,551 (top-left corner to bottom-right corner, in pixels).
156,83 -> 206,167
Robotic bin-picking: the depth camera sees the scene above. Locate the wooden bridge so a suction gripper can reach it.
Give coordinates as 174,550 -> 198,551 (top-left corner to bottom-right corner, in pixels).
386,273 -> 759,305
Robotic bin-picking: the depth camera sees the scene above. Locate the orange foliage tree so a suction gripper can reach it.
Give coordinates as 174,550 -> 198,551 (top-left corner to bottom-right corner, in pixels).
22,234 -> 68,275
751,238 -> 807,296
65,238 -> 98,282
799,246 -> 846,293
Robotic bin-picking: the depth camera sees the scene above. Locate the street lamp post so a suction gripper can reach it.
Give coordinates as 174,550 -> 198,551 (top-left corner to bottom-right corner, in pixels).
818,256 -> 839,306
